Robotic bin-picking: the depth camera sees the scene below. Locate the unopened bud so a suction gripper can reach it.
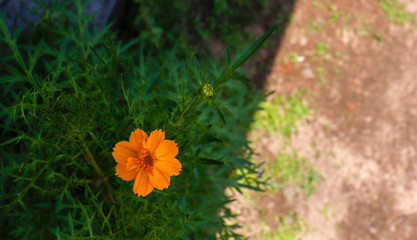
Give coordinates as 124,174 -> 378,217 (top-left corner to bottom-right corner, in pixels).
199,83 -> 214,97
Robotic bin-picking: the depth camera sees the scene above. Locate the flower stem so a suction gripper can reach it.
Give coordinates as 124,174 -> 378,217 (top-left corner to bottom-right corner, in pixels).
83,143 -> 116,203
174,95 -> 200,125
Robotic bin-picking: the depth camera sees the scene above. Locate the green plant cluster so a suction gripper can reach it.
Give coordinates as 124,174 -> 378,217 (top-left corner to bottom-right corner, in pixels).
378,0 -> 415,25
0,1 -> 276,239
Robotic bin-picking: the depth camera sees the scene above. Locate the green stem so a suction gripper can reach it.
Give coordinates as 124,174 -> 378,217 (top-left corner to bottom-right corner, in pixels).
174,95 -> 200,125
83,143 -> 116,203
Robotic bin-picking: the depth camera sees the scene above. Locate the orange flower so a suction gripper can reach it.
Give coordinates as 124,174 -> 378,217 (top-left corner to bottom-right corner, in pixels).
112,129 -> 182,197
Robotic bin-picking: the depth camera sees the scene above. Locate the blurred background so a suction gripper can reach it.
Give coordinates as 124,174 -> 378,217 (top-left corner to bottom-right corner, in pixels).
2,0 -> 417,239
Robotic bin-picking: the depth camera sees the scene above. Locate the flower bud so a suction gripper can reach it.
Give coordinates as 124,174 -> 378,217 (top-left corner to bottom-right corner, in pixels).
199,83 -> 214,97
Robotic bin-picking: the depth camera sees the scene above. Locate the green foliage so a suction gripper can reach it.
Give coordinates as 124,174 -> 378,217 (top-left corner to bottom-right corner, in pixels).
129,0 -> 269,55
0,1 -> 275,239
253,91 -> 309,137
378,0 -> 415,25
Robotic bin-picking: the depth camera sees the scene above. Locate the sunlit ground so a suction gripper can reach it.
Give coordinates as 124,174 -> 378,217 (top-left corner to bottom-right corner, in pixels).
228,0 -> 417,239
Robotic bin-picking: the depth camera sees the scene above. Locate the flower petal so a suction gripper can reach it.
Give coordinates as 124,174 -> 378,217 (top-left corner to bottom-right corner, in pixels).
112,152 -> 127,164
113,141 -> 137,157
112,141 -> 138,164
147,129 -> 165,152
155,158 -> 182,176
149,167 -> 170,190
129,128 -> 148,147
133,169 -> 154,197
155,140 -> 178,160
115,163 -> 138,181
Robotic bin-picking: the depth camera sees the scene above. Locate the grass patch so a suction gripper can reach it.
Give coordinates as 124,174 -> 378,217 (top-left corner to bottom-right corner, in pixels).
355,24 -> 374,37
251,91 -> 319,198
282,53 -> 301,64
315,66 -> 327,84
270,150 -> 320,198
327,10 -> 344,24
312,1 -> 324,9
378,0 -> 415,25
315,42 -> 331,57
319,204 -> 331,220
308,20 -> 325,32
253,91 -> 309,137
261,212 -> 303,240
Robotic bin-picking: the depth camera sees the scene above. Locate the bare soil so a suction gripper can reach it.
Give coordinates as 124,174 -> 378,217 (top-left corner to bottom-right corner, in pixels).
228,0 -> 417,239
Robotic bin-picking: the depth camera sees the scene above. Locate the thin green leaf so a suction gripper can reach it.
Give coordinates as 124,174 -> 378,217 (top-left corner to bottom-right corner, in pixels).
226,46 -> 231,70
197,158 -> 224,166
0,136 -> 22,147
231,72 -> 251,83
214,106 -> 227,124
231,24 -> 277,72
194,57 -> 205,84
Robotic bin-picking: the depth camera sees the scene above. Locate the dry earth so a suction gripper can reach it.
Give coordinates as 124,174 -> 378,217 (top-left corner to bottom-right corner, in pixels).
228,0 -> 417,239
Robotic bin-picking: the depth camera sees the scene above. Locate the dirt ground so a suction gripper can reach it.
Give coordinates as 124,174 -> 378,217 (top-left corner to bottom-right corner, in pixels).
228,0 -> 417,239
